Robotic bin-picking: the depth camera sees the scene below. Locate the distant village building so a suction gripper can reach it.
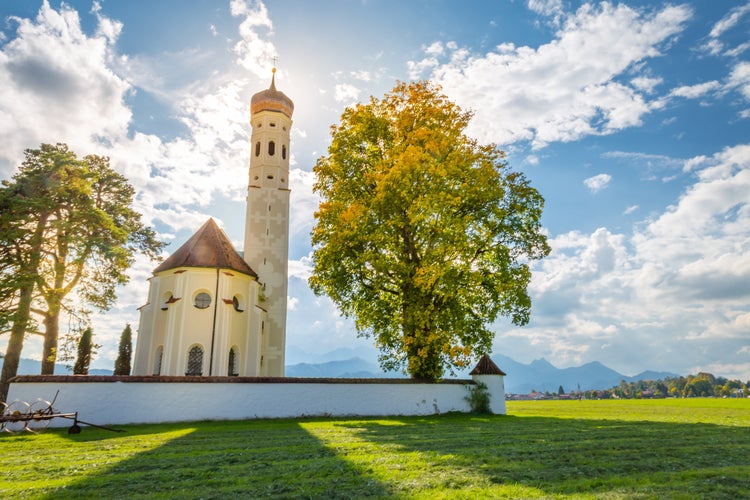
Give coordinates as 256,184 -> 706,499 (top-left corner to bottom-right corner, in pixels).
132,70 -> 293,377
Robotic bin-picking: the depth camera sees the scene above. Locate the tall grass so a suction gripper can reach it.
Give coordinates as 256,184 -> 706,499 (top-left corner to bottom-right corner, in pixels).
1,399 -> 748,498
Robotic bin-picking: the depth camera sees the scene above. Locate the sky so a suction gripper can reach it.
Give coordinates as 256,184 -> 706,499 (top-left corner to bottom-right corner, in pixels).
1,0 -> 749,380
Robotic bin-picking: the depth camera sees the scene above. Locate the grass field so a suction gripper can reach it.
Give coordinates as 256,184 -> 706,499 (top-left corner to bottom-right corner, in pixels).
1,398 -> 748,498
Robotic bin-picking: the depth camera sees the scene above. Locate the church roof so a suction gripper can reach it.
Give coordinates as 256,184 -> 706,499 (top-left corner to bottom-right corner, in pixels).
469,354 -> 507,376
251,71 -> 294,119
153,218 -> 257,277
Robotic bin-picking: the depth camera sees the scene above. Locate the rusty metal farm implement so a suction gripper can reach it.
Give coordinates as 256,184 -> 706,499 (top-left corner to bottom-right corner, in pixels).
1,392 -> 123,434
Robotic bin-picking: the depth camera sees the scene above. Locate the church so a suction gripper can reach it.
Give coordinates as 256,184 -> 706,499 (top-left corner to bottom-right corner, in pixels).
132,70 -> 293,378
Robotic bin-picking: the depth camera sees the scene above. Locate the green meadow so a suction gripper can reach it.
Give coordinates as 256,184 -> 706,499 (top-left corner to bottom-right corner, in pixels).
1,398 -> 748,499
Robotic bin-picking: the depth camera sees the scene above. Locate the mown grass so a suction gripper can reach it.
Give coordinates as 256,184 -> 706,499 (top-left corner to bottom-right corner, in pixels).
1,399 -> 748,498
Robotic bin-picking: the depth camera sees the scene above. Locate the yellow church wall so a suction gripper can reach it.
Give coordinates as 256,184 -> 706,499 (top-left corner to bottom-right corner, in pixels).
134,267 -> 265,377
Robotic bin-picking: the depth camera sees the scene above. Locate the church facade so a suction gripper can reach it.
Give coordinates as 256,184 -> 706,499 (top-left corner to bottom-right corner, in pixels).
132,72 -> 293,377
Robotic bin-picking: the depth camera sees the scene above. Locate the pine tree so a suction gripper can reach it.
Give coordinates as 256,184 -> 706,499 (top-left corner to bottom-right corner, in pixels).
73,327 -> 93,375
0,144 -> 164,402
113,324 -> 132,376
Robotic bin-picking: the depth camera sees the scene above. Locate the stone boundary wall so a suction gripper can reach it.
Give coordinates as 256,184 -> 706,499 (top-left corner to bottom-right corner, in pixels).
6,374 -> 506,427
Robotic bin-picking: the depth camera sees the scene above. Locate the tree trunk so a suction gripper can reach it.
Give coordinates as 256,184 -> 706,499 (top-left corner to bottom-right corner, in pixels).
41,224 -> 67,376
0,214 -> 47,402
41,309 -> 60,375
0,284 -> 34,403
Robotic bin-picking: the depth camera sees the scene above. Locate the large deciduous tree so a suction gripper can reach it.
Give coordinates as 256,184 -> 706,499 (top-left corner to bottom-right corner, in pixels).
309,81 -> 550,381
0,143 -> 164,402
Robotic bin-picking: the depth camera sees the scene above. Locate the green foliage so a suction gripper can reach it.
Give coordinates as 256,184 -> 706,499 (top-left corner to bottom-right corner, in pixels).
57,313 -> 100,373
0,400 -> 748,498
310,81 -> 549,381
113,324 -> 132,376
465,381 -> 491,414
0,143 -> 165,401
73,327 -> 93,375
584,371 -> 749,399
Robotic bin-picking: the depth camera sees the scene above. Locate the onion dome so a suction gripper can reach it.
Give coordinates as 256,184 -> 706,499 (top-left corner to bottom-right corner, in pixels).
251,68 -> 294,119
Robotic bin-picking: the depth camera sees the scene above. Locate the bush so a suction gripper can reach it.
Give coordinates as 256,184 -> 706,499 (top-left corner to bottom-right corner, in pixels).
465,382 -> 492,414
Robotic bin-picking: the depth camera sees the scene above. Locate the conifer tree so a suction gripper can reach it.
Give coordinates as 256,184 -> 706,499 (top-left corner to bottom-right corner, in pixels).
0,143 -> 164,402
113,324 -> 132,376
73,327 -> 93,375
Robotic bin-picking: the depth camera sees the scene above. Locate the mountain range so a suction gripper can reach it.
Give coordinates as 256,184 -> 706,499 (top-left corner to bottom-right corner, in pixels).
9,353 -> 678,394
284,352 -> 678,393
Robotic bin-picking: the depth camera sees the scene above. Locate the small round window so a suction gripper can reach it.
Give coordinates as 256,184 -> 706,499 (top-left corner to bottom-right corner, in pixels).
194,292 -> 211,309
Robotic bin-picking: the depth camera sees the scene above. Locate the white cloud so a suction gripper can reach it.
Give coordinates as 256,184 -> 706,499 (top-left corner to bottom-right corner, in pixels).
230,0 -> 276,78
670,81 -> 721,99
0,0 -> 131,176
407,56 -> 439,80
351,70 -> 371,81
623,205 -> 639,215
505,143 -> 750,378
584,173 -> 612,193
408,3 -> 692,149
334,83 -> 361,104
631,76 -> 663,93
424,41 -> 445,56
289,168 -> 319,239
702,2 -> 750,55
527,0 -> 564,26
728,61 -> 750,100
288,254 -> 314,281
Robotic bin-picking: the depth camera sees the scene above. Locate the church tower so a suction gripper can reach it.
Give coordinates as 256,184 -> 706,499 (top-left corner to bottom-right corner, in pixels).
243,69 -> 293,376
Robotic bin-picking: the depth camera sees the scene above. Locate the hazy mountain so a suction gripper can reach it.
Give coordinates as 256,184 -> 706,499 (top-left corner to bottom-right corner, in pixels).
6,353 -> 677,393
12,357 -> 113,376
283,352 -> 678,393
285,357 -> 394,378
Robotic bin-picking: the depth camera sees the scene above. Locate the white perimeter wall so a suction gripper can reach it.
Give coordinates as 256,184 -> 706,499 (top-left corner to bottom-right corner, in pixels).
7,376 -> 505,428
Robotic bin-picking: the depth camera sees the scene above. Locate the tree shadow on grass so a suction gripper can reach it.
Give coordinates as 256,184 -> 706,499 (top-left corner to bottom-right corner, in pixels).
40,419 -> 391,499
330,413 -> 750,499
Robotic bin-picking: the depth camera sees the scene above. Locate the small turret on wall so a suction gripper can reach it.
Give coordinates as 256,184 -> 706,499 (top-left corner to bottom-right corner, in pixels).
470,354 -> 507,414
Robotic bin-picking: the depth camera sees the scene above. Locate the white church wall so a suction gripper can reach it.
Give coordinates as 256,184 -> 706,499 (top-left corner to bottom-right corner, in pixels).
6,376 -> 506,427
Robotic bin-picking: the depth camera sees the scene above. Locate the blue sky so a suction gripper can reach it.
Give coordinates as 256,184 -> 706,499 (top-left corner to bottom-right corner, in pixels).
1,0 -> 749,380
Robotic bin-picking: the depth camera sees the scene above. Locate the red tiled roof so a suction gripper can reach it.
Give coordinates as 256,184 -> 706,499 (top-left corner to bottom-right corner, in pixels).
153,218 -> 257,277
469,354 -> 507,376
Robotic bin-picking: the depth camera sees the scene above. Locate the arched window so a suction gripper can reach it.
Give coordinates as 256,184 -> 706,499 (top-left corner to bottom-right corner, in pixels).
160,292 -> 174,310
228,347 -> 239,376
153,345 -> 163,375
232,295 -> 244,312
186,345 -> 204,376
268,141 -> 275,156
255,141 -> 261,157
282,145 -> 287,160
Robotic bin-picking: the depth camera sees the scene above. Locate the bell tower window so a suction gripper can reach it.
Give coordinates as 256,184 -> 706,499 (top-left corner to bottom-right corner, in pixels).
282,145 -> 287,159
255,141 -> 261,157
268,141 -> 275,156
